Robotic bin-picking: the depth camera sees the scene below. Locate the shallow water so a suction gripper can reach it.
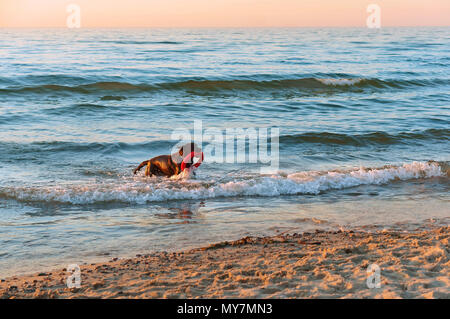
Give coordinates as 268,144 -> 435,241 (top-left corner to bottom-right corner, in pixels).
0,27 -> 449,277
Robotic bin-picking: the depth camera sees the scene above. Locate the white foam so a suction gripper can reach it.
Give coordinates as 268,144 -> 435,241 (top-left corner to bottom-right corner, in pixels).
2,161 -> 444,204
318,78 -> 363,86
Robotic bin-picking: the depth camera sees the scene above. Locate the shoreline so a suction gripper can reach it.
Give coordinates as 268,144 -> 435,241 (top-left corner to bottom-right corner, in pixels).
1,225 -> 448,299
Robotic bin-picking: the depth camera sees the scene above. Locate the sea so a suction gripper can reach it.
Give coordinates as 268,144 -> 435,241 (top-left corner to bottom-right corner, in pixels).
0,27 -> 449,277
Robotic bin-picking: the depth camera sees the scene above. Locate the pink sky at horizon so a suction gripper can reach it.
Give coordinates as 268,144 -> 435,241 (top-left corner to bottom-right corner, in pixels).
0,0 -> 449,28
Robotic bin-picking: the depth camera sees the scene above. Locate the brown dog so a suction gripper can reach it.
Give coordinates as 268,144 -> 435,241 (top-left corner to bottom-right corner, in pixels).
133,142 -> 202,177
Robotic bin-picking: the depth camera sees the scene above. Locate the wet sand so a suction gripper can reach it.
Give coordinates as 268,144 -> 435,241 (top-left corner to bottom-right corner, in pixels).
1,226 -> 448,299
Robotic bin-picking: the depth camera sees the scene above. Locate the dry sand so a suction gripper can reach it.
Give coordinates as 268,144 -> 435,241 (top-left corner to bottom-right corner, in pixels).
1,226 -> 448,299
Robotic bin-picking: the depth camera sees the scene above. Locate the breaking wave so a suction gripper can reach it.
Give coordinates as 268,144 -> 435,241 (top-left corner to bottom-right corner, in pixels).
0,161 -> 445,205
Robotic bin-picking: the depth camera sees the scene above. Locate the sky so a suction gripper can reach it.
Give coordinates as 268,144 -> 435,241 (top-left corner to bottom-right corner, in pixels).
0,0 -> 449,28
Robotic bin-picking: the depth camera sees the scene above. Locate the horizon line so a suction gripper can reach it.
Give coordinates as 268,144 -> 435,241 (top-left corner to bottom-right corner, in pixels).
1,25 -> 449,29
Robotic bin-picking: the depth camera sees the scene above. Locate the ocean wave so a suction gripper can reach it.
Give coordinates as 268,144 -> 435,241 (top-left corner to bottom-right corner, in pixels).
0,161 -> 445,205
100,95 -> 126,101
1,76 -> 448,95
1,129 -> 447,158
279,129 -> 450,146
97,40 -> 183,45
42,103 -> 110,116
0,140 -> 172,158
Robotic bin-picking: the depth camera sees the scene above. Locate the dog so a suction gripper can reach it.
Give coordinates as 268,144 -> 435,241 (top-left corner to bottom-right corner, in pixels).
133,142 -> 202,177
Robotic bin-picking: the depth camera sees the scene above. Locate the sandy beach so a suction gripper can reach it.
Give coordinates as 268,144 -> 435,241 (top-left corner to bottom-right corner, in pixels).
1,225 -> 448,299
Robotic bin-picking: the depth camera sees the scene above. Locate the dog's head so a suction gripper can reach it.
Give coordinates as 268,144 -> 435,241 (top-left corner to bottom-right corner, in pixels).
172,142 -> 202,165
178,142 -> 202,157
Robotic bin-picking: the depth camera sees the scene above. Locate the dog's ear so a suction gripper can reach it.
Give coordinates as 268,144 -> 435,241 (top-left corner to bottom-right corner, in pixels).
179,142 -> 199,157
179,143 -> 189,157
